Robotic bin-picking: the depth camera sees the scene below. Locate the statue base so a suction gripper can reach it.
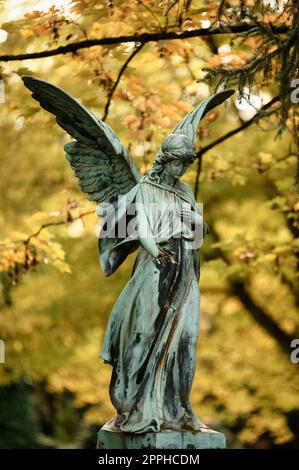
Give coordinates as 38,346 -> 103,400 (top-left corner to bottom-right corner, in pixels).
97,419 -> 226,449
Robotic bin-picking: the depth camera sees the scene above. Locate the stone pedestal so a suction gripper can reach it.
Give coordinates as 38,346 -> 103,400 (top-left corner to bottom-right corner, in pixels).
97,419 -> 226,449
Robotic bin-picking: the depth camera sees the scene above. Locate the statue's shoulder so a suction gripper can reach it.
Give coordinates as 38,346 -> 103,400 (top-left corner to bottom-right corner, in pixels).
140,176 -> 195,202
140,176 -> 175,195
133,176 -> 158,204
139,175 -> 158,189
177,180 -> 195,199
140,175 -> 153,184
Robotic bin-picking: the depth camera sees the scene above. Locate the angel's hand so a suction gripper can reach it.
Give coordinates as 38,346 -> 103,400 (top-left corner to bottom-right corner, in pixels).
181,208 -> 195,226
156,246 -> 176,267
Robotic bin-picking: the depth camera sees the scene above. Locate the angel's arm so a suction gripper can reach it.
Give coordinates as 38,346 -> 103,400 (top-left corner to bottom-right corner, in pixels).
135,186 -> 160,258
137,211 -> 160,258
137,222 -> 174,265
139,234 -> 160,258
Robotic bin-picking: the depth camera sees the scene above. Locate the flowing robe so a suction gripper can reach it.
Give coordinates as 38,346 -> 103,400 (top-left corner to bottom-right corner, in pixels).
99,177 -> 204,433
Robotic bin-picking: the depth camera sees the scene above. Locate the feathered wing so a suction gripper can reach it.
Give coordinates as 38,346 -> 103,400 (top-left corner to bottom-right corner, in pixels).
22,76 -> 141,203
170,89 -> 235,141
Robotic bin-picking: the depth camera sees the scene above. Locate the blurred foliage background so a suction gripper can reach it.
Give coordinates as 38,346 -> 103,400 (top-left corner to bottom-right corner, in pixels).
0,0 -> 298,449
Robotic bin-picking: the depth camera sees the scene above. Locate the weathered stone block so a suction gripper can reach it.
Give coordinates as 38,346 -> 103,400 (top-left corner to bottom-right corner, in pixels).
97,420 -> 226,449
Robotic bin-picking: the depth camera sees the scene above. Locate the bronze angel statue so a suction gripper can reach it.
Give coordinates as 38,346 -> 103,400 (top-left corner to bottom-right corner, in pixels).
23,76 -> 233,435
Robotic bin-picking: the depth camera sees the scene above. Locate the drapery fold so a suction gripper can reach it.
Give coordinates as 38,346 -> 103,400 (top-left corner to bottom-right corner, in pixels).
99,179 -> 204,432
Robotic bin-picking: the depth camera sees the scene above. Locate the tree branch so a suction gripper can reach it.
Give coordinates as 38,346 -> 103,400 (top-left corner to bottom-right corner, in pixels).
24,210 -> 95,246
194,95 -> 281,197
0,209 -> 95,251
210,226 -> 295,355
0,24 -> 289,62
102,43 -> 144,121
194,153 -> 202,200
231,279 -> 294,355
217,0 -> 226,21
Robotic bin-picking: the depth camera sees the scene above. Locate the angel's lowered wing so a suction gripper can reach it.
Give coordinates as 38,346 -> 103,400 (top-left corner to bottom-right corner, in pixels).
22,76 -> 141,203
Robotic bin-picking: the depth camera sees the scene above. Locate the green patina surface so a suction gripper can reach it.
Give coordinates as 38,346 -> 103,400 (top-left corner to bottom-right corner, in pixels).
22,76 -> 232,447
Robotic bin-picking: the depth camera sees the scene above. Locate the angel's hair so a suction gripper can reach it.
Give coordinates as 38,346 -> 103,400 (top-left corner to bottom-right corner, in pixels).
147,133 -> 196,183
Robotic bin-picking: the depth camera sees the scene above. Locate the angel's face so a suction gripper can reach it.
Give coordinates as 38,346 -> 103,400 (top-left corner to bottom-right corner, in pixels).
164,159 -> 189,179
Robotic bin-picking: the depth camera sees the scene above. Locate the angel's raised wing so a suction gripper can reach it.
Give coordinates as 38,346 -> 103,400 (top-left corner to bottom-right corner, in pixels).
171,89 -> 235,141
22,76 -> 141,203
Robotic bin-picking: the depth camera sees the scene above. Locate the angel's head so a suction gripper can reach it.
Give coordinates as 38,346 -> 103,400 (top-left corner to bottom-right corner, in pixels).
147,133 -> 196,183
